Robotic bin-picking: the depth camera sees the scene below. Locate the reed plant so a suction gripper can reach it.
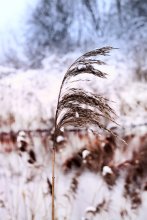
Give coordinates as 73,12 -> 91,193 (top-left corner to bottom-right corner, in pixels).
52,46 -> 116,220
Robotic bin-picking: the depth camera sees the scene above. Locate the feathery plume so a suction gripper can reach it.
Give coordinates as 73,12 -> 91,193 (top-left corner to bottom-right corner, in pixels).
54,46 -> 116,143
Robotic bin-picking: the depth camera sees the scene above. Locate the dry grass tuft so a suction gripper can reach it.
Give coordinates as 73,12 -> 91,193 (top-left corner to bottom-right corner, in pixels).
54,46 -> 117,143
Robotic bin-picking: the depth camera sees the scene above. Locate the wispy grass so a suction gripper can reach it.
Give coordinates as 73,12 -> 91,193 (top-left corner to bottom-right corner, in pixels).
54,46 -> 116,142
52,46 -> 117,220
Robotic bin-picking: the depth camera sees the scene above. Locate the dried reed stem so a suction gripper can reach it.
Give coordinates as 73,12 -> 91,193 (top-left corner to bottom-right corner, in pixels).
52,147 -> 55,220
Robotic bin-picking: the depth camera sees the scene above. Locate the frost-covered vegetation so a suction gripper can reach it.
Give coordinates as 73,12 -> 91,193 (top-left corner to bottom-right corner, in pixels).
0,0 -> 147,219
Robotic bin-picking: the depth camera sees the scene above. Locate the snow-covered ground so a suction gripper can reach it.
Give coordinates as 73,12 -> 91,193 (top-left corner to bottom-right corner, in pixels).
0,49 -> 147,219
0,49 -> 147,132
0,129 -> 147,220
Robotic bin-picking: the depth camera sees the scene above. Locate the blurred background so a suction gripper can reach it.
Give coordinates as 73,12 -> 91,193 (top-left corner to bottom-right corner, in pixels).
0,0 -> 147,219
0,0 -> 147,130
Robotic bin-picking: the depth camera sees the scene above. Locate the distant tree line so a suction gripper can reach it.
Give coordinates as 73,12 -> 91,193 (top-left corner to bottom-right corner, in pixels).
2,0 -> 147,69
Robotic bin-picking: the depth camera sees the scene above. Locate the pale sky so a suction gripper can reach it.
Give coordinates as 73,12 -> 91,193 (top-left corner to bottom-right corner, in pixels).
0,0 -> 38,57
0,0 -> 30,30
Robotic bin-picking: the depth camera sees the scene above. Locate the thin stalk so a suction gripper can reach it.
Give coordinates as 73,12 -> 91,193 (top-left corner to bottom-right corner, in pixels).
52,147 -> 55,220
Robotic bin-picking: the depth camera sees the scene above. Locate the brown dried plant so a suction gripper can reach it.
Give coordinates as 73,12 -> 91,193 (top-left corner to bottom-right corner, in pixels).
54,46 -> 116,139
52,46 -> 116,220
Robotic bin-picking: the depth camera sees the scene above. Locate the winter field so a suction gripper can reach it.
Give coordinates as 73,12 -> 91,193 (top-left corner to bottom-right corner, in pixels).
0,48 -> 147,220
0,1 -> 147,219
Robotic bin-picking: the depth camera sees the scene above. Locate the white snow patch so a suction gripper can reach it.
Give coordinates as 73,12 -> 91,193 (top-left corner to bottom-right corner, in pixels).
102,166 -> 113,176
82,150 -> 90,159
56,135 -> 64,143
